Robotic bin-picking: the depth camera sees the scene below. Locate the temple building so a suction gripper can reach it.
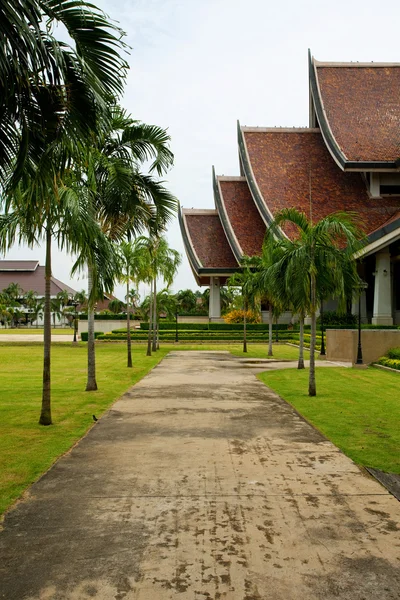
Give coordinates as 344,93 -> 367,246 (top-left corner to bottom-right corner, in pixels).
179,52 -> 400,324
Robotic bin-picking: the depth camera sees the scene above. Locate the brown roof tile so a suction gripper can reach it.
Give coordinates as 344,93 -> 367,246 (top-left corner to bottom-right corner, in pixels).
243,129 -> 400,237
183,211 -> 238,270
316,65 -> 400,162
218,178 -> 266,256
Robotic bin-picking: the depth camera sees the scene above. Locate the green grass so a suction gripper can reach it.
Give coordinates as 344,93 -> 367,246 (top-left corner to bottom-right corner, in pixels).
0,328 -> 74,335
258,367 -> 400,474
0,344 -> 169,516
0,341 -> 305,516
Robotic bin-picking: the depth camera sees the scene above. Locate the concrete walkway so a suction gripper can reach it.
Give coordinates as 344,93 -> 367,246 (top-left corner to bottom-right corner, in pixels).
0,351 -> 399,600
0,334 -> 74,342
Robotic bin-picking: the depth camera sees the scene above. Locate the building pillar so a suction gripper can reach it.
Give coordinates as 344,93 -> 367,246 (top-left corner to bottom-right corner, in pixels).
209,277 -> 221,321
372,250 -> 393,326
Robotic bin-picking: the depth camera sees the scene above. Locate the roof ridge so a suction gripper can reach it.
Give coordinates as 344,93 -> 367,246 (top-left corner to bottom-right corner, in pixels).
241,127 -> 320,133
315,60 -> 400,68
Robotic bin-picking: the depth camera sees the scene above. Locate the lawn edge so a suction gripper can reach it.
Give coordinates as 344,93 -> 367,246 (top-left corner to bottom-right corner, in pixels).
0,349 -> 169,523
255,369 -> 386,482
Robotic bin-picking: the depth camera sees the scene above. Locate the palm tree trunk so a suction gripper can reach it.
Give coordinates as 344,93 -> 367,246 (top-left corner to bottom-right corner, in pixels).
39,225 -> 52,425
146,280 -> 153,356
243,300 -> 247,353
268,304 -> 273,357
309,273 -> 317,396
298,313 -> 305,369
126,280 -> 132,368
157,322 -> 160,350
152,276 -> 157,351
86,265 -> 98,391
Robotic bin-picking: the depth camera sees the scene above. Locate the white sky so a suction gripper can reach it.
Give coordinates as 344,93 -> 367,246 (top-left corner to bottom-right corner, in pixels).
4,0 -> 400,300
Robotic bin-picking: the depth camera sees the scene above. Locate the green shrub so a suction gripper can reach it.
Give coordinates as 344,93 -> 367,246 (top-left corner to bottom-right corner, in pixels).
387,347 -> 400,360
318,311 -> 357,326
139,322 -> 290,331
80,331 -> 103,341
376,357 -> 400,370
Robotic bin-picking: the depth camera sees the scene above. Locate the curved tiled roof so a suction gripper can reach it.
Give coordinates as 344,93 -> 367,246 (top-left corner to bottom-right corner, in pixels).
179,209 -> 238,279
213,173 -> 266,260
310,56 -> 400,169
240,128 -> 400,238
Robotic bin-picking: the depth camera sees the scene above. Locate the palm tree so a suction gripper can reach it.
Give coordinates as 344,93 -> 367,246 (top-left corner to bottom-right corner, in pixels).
175,289 -> 197,313
0,176 -> 117,424
116,239 -> 148,367
265,209 -> 364,396
66,106 -> 177,389
148,236 -> 181,352
108,298 -> 125,315
0,0 -> 128,186
4,282 -> 23,303
228,262 -> 259,353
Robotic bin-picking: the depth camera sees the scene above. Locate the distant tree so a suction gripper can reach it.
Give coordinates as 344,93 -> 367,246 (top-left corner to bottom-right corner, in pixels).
175,289 -> 197,313
108,298 -> 125,314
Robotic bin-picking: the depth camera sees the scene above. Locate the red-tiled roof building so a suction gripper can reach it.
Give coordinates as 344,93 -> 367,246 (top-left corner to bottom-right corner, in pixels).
180,52 -> 400,324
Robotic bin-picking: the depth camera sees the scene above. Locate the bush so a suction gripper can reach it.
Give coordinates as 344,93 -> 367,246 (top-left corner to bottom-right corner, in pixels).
318,311 -> 357,326
80,331 -> 104,341
376,357 -> 400,371
224,310 -> 260,324
387,347 -> 400,360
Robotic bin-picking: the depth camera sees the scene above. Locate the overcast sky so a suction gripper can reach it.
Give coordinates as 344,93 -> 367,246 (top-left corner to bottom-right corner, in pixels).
4,0 -> 400,300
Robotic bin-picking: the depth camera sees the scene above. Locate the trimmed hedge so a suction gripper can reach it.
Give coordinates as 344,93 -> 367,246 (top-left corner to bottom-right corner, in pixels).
79,314 -> 139,321
80,331 -> 104,341
139,322 -> 291,331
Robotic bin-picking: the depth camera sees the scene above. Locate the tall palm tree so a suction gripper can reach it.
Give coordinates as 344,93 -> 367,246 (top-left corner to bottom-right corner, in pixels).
0,0 -> 128,186
265,209 -> 364,396
72,107 -> 177,388
148,235 -> 181,352
0,177 -> 117,424
228,262 -> 260,353
116,239 -> 148,367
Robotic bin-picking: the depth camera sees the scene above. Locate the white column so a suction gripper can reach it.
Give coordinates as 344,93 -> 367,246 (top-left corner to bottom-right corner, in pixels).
209,277 -> 221,320
372,250 -> 393,325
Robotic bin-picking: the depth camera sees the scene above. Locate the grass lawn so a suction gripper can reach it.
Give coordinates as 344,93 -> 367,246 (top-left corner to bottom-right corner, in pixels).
0,341 -> 303,516
0,343 -> 170,516
258,367 -> 400,474
169,343 -> 306,360
0,328 -> 74,335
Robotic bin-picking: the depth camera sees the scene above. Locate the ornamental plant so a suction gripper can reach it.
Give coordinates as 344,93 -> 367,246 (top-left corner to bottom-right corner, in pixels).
224,309 -> 260,324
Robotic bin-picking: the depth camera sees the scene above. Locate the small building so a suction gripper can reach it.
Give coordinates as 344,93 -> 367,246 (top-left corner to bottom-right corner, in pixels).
180,52 -> 400,325
0,260 -> 77,298
0,260 -> 78,326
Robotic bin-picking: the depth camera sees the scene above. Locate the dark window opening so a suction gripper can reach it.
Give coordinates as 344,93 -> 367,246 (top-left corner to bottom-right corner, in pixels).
380,185 -> 400,195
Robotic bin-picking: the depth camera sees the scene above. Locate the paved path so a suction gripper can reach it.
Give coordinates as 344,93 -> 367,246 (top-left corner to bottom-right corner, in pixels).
0,334 -> 74,342
0,351 -> 399,600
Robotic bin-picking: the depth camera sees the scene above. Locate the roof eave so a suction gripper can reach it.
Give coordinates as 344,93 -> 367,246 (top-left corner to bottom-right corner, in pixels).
237,121 -> 274,227
212,167 -> 243,263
